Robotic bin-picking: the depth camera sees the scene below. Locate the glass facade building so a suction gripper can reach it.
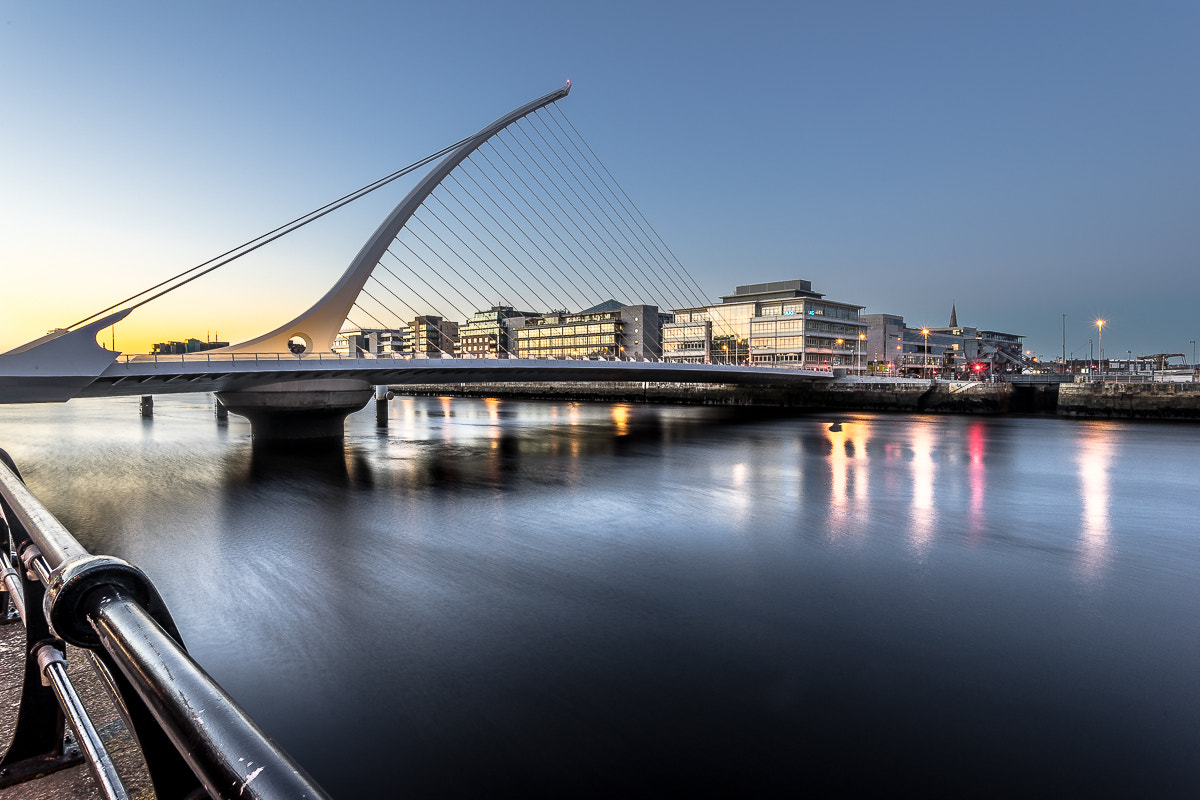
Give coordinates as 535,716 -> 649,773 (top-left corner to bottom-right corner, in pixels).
666,280 -> 866,369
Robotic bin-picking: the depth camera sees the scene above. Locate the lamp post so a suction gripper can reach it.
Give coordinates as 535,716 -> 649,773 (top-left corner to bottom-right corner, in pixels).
1096,319 -> 1105,376
1191,340 -> 1196,369
858,333 -> 866,374
921,328 -> 930,378
1062,313 -> 1067,374
836,338 -> 844,369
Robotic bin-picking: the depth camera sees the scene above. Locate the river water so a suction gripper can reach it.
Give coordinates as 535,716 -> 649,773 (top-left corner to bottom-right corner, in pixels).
1,395 -> 1198,796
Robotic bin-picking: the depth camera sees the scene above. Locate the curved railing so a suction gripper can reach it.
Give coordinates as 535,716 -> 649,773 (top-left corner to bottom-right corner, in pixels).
0,449 -> 330,800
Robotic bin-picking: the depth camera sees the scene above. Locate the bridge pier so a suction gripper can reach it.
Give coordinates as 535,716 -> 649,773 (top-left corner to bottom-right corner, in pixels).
215,379 -> 374,442
374,384 -> 392,428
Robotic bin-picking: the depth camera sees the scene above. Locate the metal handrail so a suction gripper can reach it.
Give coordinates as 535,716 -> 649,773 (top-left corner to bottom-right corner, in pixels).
0,451 -> 331,800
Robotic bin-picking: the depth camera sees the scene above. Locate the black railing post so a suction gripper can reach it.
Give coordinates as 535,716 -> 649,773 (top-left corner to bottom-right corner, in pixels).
0,490 -> 82,785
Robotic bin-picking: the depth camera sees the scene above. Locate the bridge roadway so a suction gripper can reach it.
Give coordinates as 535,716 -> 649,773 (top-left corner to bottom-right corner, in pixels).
78,353 -> 831,399
0,349 -> 832,405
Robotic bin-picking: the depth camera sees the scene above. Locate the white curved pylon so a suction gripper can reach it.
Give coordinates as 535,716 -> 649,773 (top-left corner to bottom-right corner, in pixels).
213,83 -> 571,356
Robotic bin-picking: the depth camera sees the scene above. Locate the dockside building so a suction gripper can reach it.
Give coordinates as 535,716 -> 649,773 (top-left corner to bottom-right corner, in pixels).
664,279 -> 866,370
514,301 -> 670,360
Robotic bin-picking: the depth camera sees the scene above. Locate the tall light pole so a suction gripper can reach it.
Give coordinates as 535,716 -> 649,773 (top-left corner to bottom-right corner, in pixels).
1062,313 -> 1066,374
1191,340 -> 1196,368
1096,319 -> 1105,375
859,332 -> 866,374
921,329 -> 930,378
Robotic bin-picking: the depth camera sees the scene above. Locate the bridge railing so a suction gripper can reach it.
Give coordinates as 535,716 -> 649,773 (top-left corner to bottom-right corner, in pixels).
0,449 -> 331,800
121,351 -> 676,364
115,351 -> 841,369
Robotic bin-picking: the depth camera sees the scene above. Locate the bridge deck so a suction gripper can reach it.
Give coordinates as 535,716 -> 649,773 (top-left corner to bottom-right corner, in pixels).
54,356 -> 832,400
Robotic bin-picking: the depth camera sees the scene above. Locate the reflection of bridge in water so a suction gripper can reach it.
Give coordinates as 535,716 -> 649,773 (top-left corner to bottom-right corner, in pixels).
0,84 -> 830,439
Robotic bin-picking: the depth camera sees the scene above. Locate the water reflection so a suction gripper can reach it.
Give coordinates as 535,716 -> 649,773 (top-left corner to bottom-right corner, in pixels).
611,404 -> 630,436
1076,424 -> 1114,583
908,422 -> 937,555
967,421 -> 987,541
3,398 -> 1199,795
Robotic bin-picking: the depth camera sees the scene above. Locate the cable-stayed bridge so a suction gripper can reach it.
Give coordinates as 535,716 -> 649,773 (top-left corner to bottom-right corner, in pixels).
0,83 -> 830,437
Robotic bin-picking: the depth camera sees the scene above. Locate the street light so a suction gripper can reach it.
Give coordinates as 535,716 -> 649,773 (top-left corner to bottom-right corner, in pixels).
921,328 -> 930,377
1096,319 -> 1105,375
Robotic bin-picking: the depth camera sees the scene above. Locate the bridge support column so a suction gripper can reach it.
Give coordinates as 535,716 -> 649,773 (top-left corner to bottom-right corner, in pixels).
374,384 -> 393,429
216,379 -> 373,442
140,395 -> 153,418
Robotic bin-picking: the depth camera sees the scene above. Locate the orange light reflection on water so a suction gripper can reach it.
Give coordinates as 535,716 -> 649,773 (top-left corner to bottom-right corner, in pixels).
611,404 -> 630,436
824,419 -> 872,542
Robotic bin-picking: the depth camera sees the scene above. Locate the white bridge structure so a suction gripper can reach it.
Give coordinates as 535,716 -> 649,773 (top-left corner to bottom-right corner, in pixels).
0,84 -> 830,439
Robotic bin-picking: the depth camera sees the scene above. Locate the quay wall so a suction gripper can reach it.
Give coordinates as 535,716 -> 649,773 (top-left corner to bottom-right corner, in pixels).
395,380 -> 1011,414
1058,381 -> 1200,420
396,379 -> 1200,420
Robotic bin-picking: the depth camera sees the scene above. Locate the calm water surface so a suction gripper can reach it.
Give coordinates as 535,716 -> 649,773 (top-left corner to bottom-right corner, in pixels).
2,395 -> 1198,796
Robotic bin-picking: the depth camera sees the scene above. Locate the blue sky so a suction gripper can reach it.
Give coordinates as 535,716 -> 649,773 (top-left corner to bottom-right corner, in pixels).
2,1 -> 1197,359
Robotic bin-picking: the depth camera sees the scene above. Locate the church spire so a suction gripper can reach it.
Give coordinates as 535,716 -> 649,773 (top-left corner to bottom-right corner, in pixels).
949,303 -> 958,328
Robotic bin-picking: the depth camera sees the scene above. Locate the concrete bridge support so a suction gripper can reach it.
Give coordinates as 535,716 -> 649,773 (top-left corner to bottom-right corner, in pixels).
215,379 -> 374,441
375,384 -> 393,429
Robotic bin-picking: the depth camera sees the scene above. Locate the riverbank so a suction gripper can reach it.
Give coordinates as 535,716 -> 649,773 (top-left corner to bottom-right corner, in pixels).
395,379 -> 1012,414
396,377 -> 1200,420
1058,380 -> 1200,420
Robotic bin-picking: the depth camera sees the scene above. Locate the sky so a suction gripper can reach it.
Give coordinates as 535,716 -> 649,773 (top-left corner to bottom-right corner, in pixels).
2,1 -> 1197,360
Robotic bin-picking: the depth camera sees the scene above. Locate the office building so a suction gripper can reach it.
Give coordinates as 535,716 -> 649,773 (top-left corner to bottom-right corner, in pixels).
514,301 -> 670,359
665,280 -> 866,369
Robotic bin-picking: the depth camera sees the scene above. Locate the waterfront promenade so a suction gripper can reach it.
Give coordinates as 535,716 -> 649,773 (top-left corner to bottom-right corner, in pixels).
0,622 -> 152,799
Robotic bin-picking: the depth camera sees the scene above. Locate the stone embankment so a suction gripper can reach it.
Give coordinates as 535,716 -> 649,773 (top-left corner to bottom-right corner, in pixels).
398,379 -> 1011,414
1058,381 -> 1200,420
398,377 -> 1200,420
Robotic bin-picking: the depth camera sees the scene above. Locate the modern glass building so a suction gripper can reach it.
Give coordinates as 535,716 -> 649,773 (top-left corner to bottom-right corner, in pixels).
666,280 -> 866,369
458,306 -> 536,358
514,301 -> 669,360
